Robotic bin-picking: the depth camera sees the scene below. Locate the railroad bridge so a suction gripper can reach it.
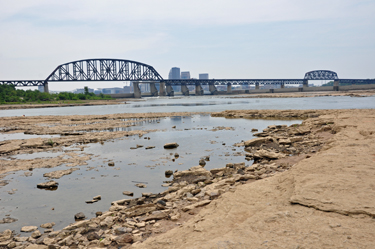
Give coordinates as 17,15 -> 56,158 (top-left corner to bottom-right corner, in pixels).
0,58 -> 374,97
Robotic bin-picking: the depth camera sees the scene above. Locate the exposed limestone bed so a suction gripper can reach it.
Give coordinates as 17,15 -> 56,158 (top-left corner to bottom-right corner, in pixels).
0,109 -> 374,248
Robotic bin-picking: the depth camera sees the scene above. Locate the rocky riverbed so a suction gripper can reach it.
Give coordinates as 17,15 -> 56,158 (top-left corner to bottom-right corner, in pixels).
0,109 -> 374,248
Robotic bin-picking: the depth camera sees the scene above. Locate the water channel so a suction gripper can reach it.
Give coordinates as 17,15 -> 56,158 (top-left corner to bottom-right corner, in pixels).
0,95 -> 374,233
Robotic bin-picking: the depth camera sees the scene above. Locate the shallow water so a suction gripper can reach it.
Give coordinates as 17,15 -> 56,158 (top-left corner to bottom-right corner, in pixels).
0,115 -> 301,232
0,95 -> 374,117
0,133 -> 59,141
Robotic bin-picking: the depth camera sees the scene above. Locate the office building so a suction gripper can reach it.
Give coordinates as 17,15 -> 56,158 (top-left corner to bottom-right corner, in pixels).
199,73 -> 209,80
168,67 -> 181,79
181,71 -> 191,79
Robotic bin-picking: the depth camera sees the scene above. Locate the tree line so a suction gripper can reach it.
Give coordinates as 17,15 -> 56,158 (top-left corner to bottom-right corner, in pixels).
0,85 -> 112,104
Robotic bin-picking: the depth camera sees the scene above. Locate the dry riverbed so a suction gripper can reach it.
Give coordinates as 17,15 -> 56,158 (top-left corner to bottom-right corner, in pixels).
0,109 -> 375,248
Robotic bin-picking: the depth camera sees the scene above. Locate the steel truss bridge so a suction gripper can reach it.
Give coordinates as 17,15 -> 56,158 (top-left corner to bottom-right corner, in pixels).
0,59 -> 374,95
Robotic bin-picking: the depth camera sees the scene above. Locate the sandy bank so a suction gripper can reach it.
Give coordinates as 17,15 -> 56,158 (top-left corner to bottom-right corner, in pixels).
133,109 -> 375,248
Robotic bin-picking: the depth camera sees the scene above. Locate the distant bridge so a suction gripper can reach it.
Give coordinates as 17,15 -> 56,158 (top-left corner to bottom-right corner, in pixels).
0,58 -> 374,97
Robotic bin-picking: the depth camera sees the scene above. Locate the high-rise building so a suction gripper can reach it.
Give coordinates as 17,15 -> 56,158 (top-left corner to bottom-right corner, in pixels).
181,71 -> 191,79
199,73 -> 209,80
168,67 -> 181,79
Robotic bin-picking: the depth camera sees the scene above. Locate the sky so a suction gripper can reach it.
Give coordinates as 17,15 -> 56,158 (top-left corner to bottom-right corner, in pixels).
0,0 -> 374,91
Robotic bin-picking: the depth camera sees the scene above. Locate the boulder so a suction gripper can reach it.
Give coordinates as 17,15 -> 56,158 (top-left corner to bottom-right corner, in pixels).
164,143 -> 179,149
0,229 -> 12,242
37,181 -> 58,189
74,212 -> 85,220
40,222 -> 55,229
165,170 -> 173,176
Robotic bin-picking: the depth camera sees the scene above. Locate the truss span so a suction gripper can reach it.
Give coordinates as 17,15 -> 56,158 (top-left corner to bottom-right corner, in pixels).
46,59 -> 163,82
304,70 -> 338,80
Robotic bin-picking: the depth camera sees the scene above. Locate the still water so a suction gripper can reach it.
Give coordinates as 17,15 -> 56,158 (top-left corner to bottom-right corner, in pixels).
0,115 -> 301,232
0,95 -> 374,117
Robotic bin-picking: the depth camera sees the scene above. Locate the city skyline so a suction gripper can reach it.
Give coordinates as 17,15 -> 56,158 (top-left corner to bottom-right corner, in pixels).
0,1 -> 374,91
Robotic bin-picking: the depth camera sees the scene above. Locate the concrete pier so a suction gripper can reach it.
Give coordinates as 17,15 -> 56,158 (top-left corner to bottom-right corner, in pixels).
195,84 -> 204,95
209,84 -> 218,95
226,83 -> 232,94
44,82 -> 49,93
255,83 -> 260,90
133,82 -> 141,98
281,83 -> 285,89
181,84 -> 189,96
150,83 -> 159,96
303,79 -> 309,87
159,82 -> 166,96
166,85 -> 174,96
333,80 -> 340,91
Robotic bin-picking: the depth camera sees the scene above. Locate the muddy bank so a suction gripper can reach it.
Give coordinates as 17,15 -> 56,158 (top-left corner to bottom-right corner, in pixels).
1,109 -> 368,248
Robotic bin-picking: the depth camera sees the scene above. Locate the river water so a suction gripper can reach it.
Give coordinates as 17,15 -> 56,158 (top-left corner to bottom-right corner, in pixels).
0,95 -> 374,233
1,95 -> 374,117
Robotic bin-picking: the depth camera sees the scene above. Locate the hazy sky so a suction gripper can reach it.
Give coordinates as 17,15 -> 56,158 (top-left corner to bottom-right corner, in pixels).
1,0 -> 374,91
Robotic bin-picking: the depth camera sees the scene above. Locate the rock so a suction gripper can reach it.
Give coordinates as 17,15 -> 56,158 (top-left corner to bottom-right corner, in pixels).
244,137 -> 273,147
135,222 -> 146,228
24,245 -> 48,249
173,166 -> 212,179
191,189 -> 201,195
192,176 -> 208,184
0,229 -> 12,242
86,232 -> 100,241
165,170 -> 173,176
108,162 -> 115,166
43,168 -> 79,179
111,199 -> 131,206
114,234 -> 133,245
37,181 -> 58,189
63,220 -> 90,230
141,192 -> 152,197
199,159 -> 206,166
253,149 -> 286,159
40,222 -> 55,229
74,212 -> 85,220
182,200 -> 211,212
251,128 -> 258,132
174,153 -> 179,158
279,138 -> 292,145
145,146 -> 155,149
140,212 -> 168,222
135,183 -> 147,188
93,195 -> 101,200
114,227 -> 132,235
164,142 -> 179,149
96,211 -> 103,217
0,217 -> 17,224
123,203 -> 157,217
123,191 -> 134,196
31,230 -> 42,238
21,226 -> 38,232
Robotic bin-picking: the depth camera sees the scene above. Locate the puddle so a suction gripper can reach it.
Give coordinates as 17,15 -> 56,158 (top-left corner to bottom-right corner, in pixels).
0,116 -> 302,233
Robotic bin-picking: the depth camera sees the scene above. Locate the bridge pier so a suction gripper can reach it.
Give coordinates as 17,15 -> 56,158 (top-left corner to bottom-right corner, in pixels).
255,83 -> 260,90
209,84 -> 218,95
150,83 -> 159,96
281,83 -> 285,89
181,84 -> 189,96
195,84 -> 204,95
133,82 -> 142,98
333,80 -> 340,91
159,82 -> 166,96
166,84 -> 174,96
44,82 -> 49,93
303,79 -> 309,87
226,83 -> 232,94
